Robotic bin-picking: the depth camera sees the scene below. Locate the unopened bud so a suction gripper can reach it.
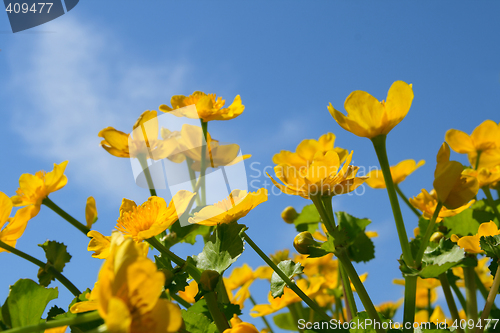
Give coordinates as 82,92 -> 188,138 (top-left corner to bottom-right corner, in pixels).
282,206 -> 298,224
293,232 -> 317,254
200,270 -> 220,292
430,231 -> 444,243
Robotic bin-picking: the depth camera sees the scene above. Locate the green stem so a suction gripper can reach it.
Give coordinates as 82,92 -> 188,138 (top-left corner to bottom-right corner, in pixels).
242,231 -> 331,322
249,296 -> 274,333
186,157 -> 201,206
204,291 -> 229,332
42,197 -> 90,236
334,297 -> 345,322
395,184 -> 421,218
146,237 -> 201,282
448,271 -> 468,314
482,186 -> 500,223
475,151 -> 482,170
2,311 -> 101,333
415,202 -> 443,266
476,261 -> 500,333
338,262 -> 356,321
170,292 -> 191,309
288,304 -> 304,333
137,154 -> 157,197
439,273 -> 464,333
200,120 -> 208,206
464,265 -> 479,326
0,240 -> 80,297
309,195 -> 335,236
216,278 -> 231,304
475,272 -> 496,309
371,135 -> 414,267
336,249 -> 385,333
402,275 -> 417,333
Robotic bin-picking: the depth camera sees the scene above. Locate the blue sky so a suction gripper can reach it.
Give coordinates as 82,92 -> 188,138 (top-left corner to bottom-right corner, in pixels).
1,0 -> 500,330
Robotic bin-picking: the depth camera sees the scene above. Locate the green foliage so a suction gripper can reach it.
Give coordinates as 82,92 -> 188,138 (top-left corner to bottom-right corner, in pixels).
442,200 -> 495,237
193,222 -> 246,274
154,255 -> 190,294
348,311 -> 388,333
335,211 -> 375,263
37,241 -> 72,287
1,279 -> 58,328
270,260 -> 303,298
273,312 -> 296,331
481,235 -> 500,260
293,204 -> 321,233
182,298 -> 240,333
166,220 -> 211,246
419,239 -> 467,278
46,305 -> 65,320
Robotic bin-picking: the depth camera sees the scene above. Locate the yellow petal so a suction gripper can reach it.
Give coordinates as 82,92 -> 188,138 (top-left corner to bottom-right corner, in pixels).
457,235 -> 482,254
446,129 -> 475,154
85,197 -> 98,228
471,120 -> 500,151
477,221 -> 499,237
119,198 -> 137,216
0,192 -> 13,227
106,297 -> 132,333
100,129 -> 129,152
87,231 -> 111,259
384,80 -> 414,129
150,299 -> 183,333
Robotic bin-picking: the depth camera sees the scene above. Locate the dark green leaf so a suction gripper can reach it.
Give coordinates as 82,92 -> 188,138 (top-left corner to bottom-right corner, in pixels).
480,235 -> 500,260
442,202 -> 495,237
181,309 -> 217,333
335,211 -> 375,262
166,220 -> 211,246
270,260 -> 303,298
47,305 -> 65,320
419,239 -> 466,278
273,312 -> 298,331
192,222 -> 246,274
37,241 -> 72,287
293,204 -> 321,233
2,279 -> 58,328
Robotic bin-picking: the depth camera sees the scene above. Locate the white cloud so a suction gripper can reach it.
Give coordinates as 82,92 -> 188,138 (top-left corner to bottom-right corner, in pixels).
7,16 -> 190,201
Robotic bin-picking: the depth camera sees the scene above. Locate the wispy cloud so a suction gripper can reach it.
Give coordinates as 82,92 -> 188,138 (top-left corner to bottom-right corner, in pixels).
7,16 -> 190,201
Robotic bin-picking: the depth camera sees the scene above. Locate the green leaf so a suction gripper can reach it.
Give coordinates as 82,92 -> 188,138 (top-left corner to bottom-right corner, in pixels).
181,309 -> 218,333
442,202 -> 495,237
273,312 -> 298,331
348,311 -> 388,333
270,260 -> 303,298
2,279 -> 58,328
293,204 -> 321,233
46,305 -> 65,320
419,239 -> 466,278
480,235 -> 500,260
37,241 -> 72,287
335,211 -> 375,263
154,255 -> 190,294
166,220 -> 211,246
192,222 -> 246,274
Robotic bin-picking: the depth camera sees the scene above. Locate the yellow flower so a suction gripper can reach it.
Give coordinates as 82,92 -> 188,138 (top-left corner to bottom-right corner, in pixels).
99,110 -> 174,159
87,231 -> 111,259
178,280 -> 198,304
272,133 -> 348,168
409,189 -> 473,222
11,161 -> 68,218
445,120 -> 500,169
160,91 -> 244,122
269,151 -> 366,199
414,306 -> 451,325
452,257 -> 493,289
328,81 -> 414,139
462,166 -> 500,188
162,124 -> 250,170
433,143 -> 479,209
116,191 -> 196,242
72,234 -> 182,333
451,221 -> 500,254
375,299 -> 403,320
365,159 -> 425,189
44,327 -> 68,333
189,189 -> 267,226
85,196 -> 97,228
225,264 -> 256,290
0,192 -> 32,252
224,319 -> 259,333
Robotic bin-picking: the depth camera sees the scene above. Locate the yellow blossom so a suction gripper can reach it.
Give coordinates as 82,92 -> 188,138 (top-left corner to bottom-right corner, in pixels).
365,159 -> 425,189
11,161 -> 68,217
269,151 -> 366,199
462,166 -> 500,188
116,190 -> 196,242
160,91 -> 244,122
162,124 -> 250,170
98,110 -> 174,159
445,120 -> 500,169
189,189 -> 267,226
328,81 -> 414,139
414,306 -> 450,325
72,235 -> 182,333
452,257 -> 493,289
0,192 -> 32,252
224,321 -> 259,333
410,189 -> 474,222
433,143 -> 479,209
451,221 -> 500,254
87,231 -> 111,259
273,133 -> 348,168
178,280 -> 199,304
85,196 -> 97,228
375,299 -> 403,320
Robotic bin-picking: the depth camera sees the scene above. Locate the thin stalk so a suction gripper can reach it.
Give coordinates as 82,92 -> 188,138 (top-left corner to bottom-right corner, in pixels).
336,249 -> 385,333
483,186 -> 500,223
0,240 -> 80,297
475,272 -> 496,309
449,276 -> 468,314
42,197 -> 90,236
476,261 -> 500,333
137,154 -> 157,197
204,291 -> 230,332
242,231 -> 330,322
249,296 -> 274,333
216,279 -> 231,304
371,135 -> 414,267
288,304 -> 304,333
338,262 -> 356,321
475,151 -> 482,170
415,202 -> 443,265
309,195 -> 336,236
186,157 -> 201,206
427,289 -> 432,319
200,121 -> 208,205
334,297 -> 345,322
464,265 -> 479,326
2,311 -> 101,333
170,292 -> 191,309
439,273 -> 464,333
147,237 -> 201,282
402,275 -> 417,333
395,184 -> 421,218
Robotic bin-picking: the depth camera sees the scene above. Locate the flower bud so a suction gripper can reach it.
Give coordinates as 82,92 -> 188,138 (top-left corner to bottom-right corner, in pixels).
293,232 -> 317,254
430,231 -> 444,243
200,270 -> 220,292
281,206 -> 298,224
